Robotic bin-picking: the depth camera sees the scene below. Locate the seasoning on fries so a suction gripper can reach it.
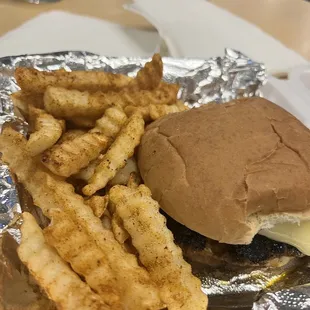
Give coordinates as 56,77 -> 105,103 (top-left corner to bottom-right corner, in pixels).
0,128 -> 164,310
44,208 -> 121,308
58,129 -> 86,144
42,132 -> 108,177
125,100 -> 188,122
44,84 -> 178,121
85,195 -> 109,218
90,106 -> 127,138
18,212 -> 108,310
26,105 -> 64,156
44,86 -> 111,119
82,113 -> 145,196
0,53 -> 207,310
15,67 -> 133,94
110,185 -> 208,310
132,53 -> 163,90
111,212 -> 130,245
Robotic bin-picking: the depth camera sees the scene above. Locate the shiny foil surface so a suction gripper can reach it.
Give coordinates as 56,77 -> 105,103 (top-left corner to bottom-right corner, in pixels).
0,50 -> 308,310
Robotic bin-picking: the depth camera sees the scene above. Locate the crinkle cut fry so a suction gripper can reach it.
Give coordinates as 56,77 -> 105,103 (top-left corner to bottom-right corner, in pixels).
82,113 -> 145,196
44,84 -> 178,120
109,185 -> 208,310
149,101 -> 189,120
41,132 -> 108,177
74,155 -> 103,182
44,86 -> 110,119
74,106 -> 127,182
106,82 -> 179,107
26,105 -> 64,156
69,116 -> 97,129
111,212 -> 130,245
0,128 -> 164,310
127,172 -> 142,189
124,105 -> 152,122
58,129 -> 86,144
11,91 -> 44,118
131,53 -> 163,90
125,101 -> 188,122
15,67 -> 133,94
18,212 -> 108,310
85,195 -> 109,218
44,209 -> 122,308
90,106 -> 127,139
109,157 -> 139,187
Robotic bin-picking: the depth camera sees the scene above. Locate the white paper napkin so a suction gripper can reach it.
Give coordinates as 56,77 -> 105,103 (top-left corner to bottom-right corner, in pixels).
126,0 -> 309,74
0,11 -> 159,58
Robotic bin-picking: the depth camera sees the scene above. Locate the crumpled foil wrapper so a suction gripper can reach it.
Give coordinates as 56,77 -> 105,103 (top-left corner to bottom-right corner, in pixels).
0,49 -> 308,310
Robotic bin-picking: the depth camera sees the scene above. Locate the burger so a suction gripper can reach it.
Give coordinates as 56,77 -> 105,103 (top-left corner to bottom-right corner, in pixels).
137,97 -> 310,267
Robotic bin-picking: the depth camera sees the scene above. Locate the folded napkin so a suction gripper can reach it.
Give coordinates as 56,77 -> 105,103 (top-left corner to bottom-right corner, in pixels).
0,11 -> 159,58
126,0 -> 309,74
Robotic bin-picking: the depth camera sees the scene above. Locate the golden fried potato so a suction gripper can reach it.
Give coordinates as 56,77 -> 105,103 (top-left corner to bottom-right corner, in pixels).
111,212 -> 130,245
83,114 -> 145,196
98,83 -> 179,109
109,157 -> 139,186
127,172 -> 142,189
85,195 -> 109,218
18,212 -> 107,310
15,67 -> 133,94
44,83 -> 178,123
57,129 -> 86,144
42,132 -> 108,177
0,128 -> 163,310
101,212 -> 112,230
69,116 -> 97,129
44,209 -> 121,308
44,87 -> 108,119
132,54 -> 163,90
149,100 -> 189,119
11,91 -> 44,114
90,106 -> 127,138
11,92 -> 29,118
124,105 -> 151,122
133,83 -> 179,106
127,83 -> 178,107
125,100 -> 188,122
74,155 -> 103,182
26,106 -> 64,156
108,83 -> 179,107
109,185 -> 208,310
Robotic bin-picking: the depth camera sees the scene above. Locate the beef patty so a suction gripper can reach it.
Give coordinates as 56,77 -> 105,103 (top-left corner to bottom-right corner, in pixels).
165,214 -> 303,266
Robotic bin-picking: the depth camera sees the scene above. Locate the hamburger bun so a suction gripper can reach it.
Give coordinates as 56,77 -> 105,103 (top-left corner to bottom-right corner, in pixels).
137,98 -> 310,245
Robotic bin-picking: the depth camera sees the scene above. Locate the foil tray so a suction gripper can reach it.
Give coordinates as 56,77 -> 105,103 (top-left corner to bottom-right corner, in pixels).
0,50 -> 309,310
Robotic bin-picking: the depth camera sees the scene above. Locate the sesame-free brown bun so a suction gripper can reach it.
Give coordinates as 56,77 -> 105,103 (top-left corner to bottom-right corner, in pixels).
138,98 -> 310,245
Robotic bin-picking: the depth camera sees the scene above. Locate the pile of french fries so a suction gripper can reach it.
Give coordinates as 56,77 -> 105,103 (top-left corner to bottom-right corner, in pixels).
0,54 -> 208,310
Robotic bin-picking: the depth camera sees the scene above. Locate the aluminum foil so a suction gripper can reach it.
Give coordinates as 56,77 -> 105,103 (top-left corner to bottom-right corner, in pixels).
0,49 -> 307,310
253,286 -> 310,310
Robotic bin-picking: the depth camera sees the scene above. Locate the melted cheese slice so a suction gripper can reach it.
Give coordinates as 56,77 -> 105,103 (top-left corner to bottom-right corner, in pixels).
259,221 -> 310,255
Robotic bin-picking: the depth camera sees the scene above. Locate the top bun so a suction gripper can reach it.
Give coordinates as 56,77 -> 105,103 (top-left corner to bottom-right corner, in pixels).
138,98 -> 310,245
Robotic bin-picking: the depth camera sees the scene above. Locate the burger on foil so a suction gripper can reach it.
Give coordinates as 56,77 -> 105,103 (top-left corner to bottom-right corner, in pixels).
138,97 -> 310,268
